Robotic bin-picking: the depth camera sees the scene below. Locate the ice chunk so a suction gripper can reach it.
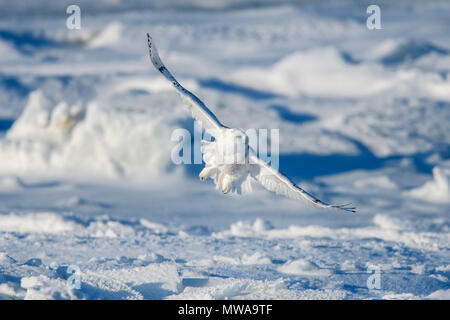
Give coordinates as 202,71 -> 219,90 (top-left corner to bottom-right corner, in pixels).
277,259 -> 331,276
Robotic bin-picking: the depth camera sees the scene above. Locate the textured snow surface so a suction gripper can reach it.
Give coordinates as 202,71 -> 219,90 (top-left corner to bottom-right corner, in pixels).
0,0 -> 449,299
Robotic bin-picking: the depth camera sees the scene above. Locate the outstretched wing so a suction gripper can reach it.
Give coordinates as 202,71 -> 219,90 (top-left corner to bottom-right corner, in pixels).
249,152 -> 356,213
147,33 -> 226,132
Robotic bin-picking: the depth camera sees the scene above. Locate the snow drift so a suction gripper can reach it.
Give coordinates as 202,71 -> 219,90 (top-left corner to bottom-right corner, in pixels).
0,90 -> 175,179
408,166 -> 450,203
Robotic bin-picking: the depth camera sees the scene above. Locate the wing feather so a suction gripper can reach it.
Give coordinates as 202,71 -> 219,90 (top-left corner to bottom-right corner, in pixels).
250,152 -> 356,213
147,33 -> 225,132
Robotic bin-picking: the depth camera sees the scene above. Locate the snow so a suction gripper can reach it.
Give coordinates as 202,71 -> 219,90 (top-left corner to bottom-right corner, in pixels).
231,48 -> 395,98
0,212 -> 77,234
0,90 -> 175,179
426,289 -> 450,300
21,275 -> 77,300
408,166 -> 450,204
277,259 -> 332,277
0,0 -> 449,300
87,22 -> 124,49
0,39 -> 20,61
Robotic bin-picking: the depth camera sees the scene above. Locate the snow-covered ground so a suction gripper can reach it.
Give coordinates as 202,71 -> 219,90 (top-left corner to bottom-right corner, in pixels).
0,0 -> 449,300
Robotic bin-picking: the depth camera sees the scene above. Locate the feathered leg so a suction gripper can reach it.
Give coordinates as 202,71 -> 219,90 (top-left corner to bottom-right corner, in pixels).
199,166 -> 217,181
221,175 -> 232,194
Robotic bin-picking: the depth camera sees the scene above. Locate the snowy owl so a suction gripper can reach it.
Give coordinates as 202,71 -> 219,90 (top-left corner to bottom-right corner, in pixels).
147,34 -> 355,213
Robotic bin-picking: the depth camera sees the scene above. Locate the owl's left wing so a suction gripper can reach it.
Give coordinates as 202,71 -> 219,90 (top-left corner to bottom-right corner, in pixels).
147,33 -> 226,132
249,152 -> 356,213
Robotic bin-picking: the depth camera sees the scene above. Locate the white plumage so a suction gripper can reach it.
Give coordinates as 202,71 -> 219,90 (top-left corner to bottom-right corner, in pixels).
147,33 -> 355,213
